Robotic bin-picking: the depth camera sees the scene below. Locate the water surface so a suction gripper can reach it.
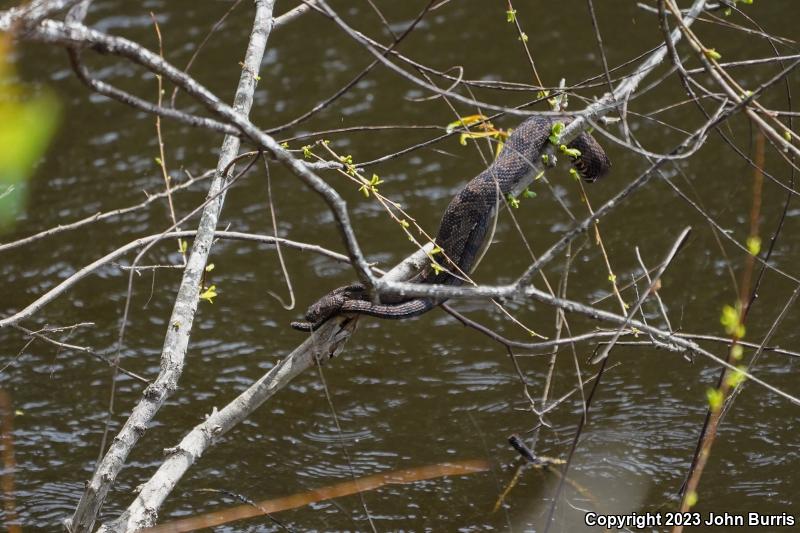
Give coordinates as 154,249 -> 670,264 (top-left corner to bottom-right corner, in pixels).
2,1 -> 799,530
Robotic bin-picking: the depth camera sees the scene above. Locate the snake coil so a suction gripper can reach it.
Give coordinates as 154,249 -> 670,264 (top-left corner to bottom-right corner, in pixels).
291,116 -> 610,332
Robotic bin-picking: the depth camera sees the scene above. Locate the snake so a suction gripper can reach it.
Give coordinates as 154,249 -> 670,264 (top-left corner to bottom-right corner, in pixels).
291,116 -> 610,332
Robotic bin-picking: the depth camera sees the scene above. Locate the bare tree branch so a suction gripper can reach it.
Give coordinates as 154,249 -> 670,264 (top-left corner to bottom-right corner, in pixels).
101,247 -> 432,532
66,3 -> 277,530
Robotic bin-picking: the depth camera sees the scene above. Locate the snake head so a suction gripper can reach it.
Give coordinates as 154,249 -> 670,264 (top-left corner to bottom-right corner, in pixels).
295,283 -> 368,331
290,319 -> 316,332
291,299 -> 338,332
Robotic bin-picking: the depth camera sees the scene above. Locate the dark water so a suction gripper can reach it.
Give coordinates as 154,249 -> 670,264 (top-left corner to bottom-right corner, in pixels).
2,0 -> 800,530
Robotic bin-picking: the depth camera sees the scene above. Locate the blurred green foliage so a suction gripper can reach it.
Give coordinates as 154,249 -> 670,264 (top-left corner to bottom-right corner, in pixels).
0,35 -> 60,231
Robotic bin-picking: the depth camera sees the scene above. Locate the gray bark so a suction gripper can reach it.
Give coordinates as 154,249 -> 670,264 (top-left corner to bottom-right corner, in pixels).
65,2 -> 276,531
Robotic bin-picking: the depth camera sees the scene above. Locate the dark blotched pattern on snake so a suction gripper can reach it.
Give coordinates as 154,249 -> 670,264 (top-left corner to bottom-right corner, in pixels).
291,116 -> 611,331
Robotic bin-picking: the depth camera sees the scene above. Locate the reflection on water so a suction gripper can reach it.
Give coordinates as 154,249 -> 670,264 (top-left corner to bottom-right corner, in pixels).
148,459 -> 490,532
1,0 -> 799,530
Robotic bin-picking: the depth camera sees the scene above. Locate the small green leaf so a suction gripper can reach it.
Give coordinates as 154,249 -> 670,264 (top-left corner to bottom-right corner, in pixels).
720,303 -> 745,338
731,344 -> 744,361
494,139 -> 505,159
522,188 -> 536,199
178,239 -> 188,254
200,285 -> 218,303
507,194 -> 520,209
359,173 -> 383,197
686,490 -> 698,508
518,32 -> 528,43
706,387 -> 724,411
746,235 -> 761,256
205,263 -> 215,272
725,366 -> 747,388
280,142 -> 289,149
369,174 -> 382,192
720,305 -> 737,330
506,9 -> 517,23
445,114 -> 488,134
559,144 -> 581,159
302,145 -> 313,159
704,48 -> 722,61
548,121 -> 565,145
719,305 -> 739,334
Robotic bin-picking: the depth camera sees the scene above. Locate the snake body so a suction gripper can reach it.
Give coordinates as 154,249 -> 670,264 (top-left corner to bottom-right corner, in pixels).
291,116 -> 610,332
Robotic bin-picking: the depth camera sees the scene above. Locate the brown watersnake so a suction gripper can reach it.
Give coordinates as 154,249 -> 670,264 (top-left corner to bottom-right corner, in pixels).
291,116 -> 611,332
